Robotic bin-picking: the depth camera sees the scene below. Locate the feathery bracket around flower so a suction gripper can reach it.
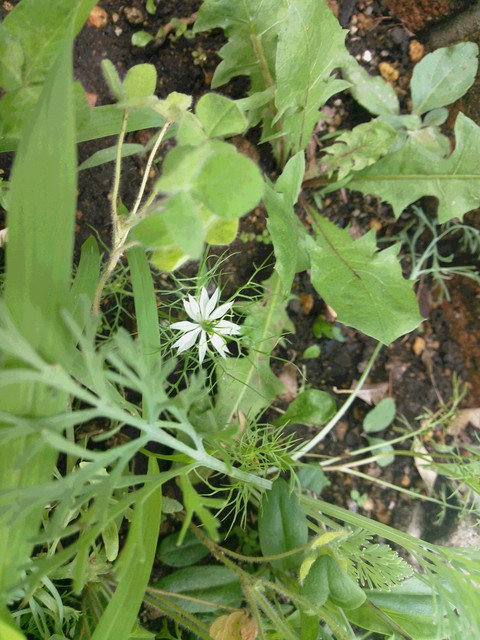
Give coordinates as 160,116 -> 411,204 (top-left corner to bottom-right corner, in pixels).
170,287 -> 241,363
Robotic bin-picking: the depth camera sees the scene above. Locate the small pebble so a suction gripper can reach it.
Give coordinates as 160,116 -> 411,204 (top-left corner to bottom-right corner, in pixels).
124,7 -> 144,25
362,50 -> 373,63
409,39 -> 425,62
87,6 -> 108,29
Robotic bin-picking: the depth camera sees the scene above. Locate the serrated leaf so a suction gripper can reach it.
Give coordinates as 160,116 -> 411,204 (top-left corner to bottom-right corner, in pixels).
153,566 -> 242,613
307,216 -> 422,344
258,478 -> 308,571
265,153 -> 305,297
123,63 -> 157,99
275,0 -> 348,153
325,120 -> 397,180
411,43 -> 478,115
341,57 -> 400,116
196,93 -> 247,137
350,112 -> 480,223
274,389 -> 336,427
194,0 -> 287,92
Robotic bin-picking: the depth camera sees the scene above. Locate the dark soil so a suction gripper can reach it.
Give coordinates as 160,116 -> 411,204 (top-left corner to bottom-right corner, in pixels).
1,0 -> 479,549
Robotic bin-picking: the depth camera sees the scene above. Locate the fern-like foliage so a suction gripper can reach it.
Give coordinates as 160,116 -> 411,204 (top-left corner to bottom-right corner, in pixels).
341,528 -> 413,590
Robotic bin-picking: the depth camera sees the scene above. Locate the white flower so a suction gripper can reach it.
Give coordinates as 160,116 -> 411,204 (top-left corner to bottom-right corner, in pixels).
170,287 -> 241,362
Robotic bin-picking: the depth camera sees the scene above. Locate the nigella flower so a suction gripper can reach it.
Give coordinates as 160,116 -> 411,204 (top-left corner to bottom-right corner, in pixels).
170,286 -> 241,363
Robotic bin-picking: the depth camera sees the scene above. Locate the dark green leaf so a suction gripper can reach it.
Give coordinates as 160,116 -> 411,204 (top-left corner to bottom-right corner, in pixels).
258,478 -> 308,571
157,531 -> 210,568
274,389 -> 336,427
154,566 -> 242,613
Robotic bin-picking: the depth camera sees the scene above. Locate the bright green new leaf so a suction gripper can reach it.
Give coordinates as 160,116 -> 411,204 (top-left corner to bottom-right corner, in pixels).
350,112 -> 480,223
123,63 -> 157,99
275,0 -> 349,152
157,530 -> 210,568
154,566 -> 242,614
203,215 -> 238,246
274,389 -> 336,427
154,91 -> 192,122
411,43 -> 478,115
196,93 -> 247,137
363,398 -> 396,433
307,216 -> 422,344
341,56 -> 400,116
258,479 -> 308,571
325,120 -> 397,179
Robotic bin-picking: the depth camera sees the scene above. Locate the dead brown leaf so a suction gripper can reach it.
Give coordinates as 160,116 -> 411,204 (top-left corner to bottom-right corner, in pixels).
447,408 -> 480,438
334,381 -> 388,405
210,611 -> 258,640
278,363 -> 298,402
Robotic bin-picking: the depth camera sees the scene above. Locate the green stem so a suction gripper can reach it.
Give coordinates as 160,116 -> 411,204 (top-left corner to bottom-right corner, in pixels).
291,342 -> 382,460
130,120 -> 171,218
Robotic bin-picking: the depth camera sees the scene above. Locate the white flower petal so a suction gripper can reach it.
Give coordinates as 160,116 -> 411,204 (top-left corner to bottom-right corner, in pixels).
210,332 -> 229,358
173,327 -> 201,353
215,319 -> 241,335
205,287 -> 220,318
199,287 -> 211,319
184,294 -> 200,321
170,320 -> 199,331
198,330 -> 208,363
209,301 -> 233,321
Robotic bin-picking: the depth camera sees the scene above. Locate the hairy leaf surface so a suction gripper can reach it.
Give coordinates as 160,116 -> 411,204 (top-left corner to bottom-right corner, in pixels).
350,113 -> 480,222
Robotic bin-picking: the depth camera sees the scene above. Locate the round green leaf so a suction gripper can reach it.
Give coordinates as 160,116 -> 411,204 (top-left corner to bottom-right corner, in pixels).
123,63 -> 157,99
196,93 -> 247,137
275,389 -> 336,427
363,398 -> 396,434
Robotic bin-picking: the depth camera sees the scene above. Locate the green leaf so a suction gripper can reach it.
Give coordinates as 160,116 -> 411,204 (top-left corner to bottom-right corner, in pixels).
157,140 -> 263,220
363,398 -> 396,433
258,479 -> 308,570
101,59 -> 125,101
325,120 -> 397,180
194,0 -> 287,92
275,0 -> 349,152
301,344 -> 321,359
297,465 -> 330,495
340,57 -> 400,116
154,566 -> 242,613
154,91 -> 192,122
0,0 -> 80,138
265,153 -> 305,297
195,93 -> 247,137
157,530 -> 210,568
123,63 -> 157,99
203,216 -> 238,245
92,460 -> 163,640
325,555 -> 366,610
347,578 -> 439,639
411,43 -> 478,115
274,389 -> 336,427
78,143 -> 144,171
162,192 -> 205,258
300,555 -> 330,608
132,30 -> 155,47
350,112 -> 480,223
365,437 -> 395,467
307,216 -> 422,344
